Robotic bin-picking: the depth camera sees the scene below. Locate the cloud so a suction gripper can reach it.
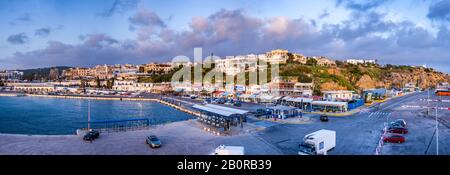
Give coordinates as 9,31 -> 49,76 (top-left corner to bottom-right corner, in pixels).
128,9 -> 167,28
336,0 -> 390,11
319,10 -> 330,19
427,0 -> 450,22
102,0 -> 140,17
82,33 -> 119,48
7,33 -> 30,45
2,8 -> 450,73
9,13 -> 32,25
35,28 -> 51,37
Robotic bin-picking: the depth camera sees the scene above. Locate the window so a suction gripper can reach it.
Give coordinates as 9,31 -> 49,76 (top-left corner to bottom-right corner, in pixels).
319,142 -> 324,150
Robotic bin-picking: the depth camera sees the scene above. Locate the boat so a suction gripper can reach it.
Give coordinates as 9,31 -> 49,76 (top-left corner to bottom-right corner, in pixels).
16,94 -> 27,97
435,83 -> 450,96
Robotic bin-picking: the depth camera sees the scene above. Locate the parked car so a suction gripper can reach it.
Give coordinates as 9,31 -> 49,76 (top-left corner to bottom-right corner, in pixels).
216,99 -> 226,104
391,119 -> 407,128
255,109 -> 268,117
388,126 -> 408,134
233,101 -> 242,107
83,130 -> 100,141
320,115 -> 329,122
146,135 -> 162,148
383,134 -> 405,143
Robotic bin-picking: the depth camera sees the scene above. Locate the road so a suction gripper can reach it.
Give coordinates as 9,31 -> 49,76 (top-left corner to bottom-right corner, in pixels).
254,91 -> 450,155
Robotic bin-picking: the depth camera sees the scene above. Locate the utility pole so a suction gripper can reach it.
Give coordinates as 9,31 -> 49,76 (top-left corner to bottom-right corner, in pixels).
436,104 -> 438,155
427,88 -> 430,116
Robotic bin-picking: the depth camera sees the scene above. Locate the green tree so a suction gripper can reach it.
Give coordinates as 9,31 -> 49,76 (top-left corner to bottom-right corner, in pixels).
0,81 -> 4,87
106,79 -> 114,89
287,53 -> 295,63
139,66 -> 145,73
335,60 -> 345,67
306,58 -> 317,66
298,74 -> 313,83
95,77 -> 101,87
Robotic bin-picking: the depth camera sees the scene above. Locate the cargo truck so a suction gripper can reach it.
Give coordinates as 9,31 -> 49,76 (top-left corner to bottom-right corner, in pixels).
298,129 -> 336,155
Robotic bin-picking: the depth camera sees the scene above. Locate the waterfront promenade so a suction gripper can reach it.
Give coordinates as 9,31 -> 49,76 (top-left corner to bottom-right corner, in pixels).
0,120 -> 282,155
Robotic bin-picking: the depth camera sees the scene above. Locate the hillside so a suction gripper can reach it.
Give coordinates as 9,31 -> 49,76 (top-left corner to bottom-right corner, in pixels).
20,66 -> 72,81
279,61 -> 450,95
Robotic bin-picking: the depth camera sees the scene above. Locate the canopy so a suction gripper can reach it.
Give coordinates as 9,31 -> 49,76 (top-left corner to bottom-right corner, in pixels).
311,101 -> 348,107
287,97 -> 313,103
205,104 -> 249,114
239,94 -> 251,98
193,105 -> 235,117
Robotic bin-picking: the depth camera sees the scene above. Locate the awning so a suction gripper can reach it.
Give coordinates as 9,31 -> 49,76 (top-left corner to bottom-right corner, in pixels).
267,105 -> 298,111
311,101 -> 348,107
213,91 -> 224,95
259,94 -> 274,100
272,96 -> 283,100
287,97 -> 313,103
205,104 -> 249,114
193,105 -> 235,117
239,94 -> 251,98
248,94 -> 258,99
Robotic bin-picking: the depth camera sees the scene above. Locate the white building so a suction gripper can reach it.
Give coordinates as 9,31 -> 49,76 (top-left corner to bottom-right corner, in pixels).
294,83 -> 313,96
345,59 -> 377,65
322,90 -> 355,101
112,80 -> 171,93
214,54 -> 261,76
0,70 -> 24,80
9,82 -> 55,92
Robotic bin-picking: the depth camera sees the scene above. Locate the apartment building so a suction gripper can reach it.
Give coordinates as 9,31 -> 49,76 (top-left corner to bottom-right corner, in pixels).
0,70 -> 23,80
345,59 -> 377,65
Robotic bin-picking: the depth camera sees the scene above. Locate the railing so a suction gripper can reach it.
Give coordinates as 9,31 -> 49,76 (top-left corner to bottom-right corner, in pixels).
89,118 -> 150,133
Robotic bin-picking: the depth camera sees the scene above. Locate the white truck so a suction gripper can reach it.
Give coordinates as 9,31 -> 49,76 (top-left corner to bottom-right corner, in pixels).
298,129 -> 336,155
214,145 -> 245,155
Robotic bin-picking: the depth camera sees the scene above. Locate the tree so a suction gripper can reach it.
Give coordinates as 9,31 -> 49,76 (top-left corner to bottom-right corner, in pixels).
139,66 -> 145,73
306,58 -> 317,66
0,81 -> 4,87
287,53 -> 295,63
335,60 -> 345,67
95,77 -> 101,87
80,79 -> 86,89
298,74 -> 313,83
106,79 -> 114,89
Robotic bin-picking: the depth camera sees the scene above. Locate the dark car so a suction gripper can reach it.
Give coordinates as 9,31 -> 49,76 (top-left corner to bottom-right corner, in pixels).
388,126 -> 408,134
216,99 -> 226,104
233,101 -> 242,107
255,109 -> 268,117
83,130 -> 100,141
146,135 -> 162,148
320,115 -> 329,122
383,134 -> 405,143
391,119 -> 407,128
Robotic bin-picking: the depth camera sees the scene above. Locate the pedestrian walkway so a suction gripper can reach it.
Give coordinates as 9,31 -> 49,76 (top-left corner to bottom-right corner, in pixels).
360,111 -> 391,119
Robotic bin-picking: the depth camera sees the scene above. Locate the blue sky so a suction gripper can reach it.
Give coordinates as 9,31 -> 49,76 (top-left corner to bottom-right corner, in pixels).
0,0 -> 449,73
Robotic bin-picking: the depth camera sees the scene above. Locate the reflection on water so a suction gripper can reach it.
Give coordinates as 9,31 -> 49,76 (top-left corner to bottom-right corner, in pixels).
0,96 -> 194,135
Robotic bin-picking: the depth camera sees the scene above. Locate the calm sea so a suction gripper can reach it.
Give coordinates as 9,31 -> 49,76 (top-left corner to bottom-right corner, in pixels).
0,96 -> 194,135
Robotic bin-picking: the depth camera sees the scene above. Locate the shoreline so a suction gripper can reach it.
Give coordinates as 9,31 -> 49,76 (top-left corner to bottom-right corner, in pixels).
0,92 -> 202,136
0,119 -> 195,137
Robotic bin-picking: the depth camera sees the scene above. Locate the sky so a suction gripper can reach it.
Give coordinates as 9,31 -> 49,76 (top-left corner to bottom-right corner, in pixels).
0,0 -> 449,73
